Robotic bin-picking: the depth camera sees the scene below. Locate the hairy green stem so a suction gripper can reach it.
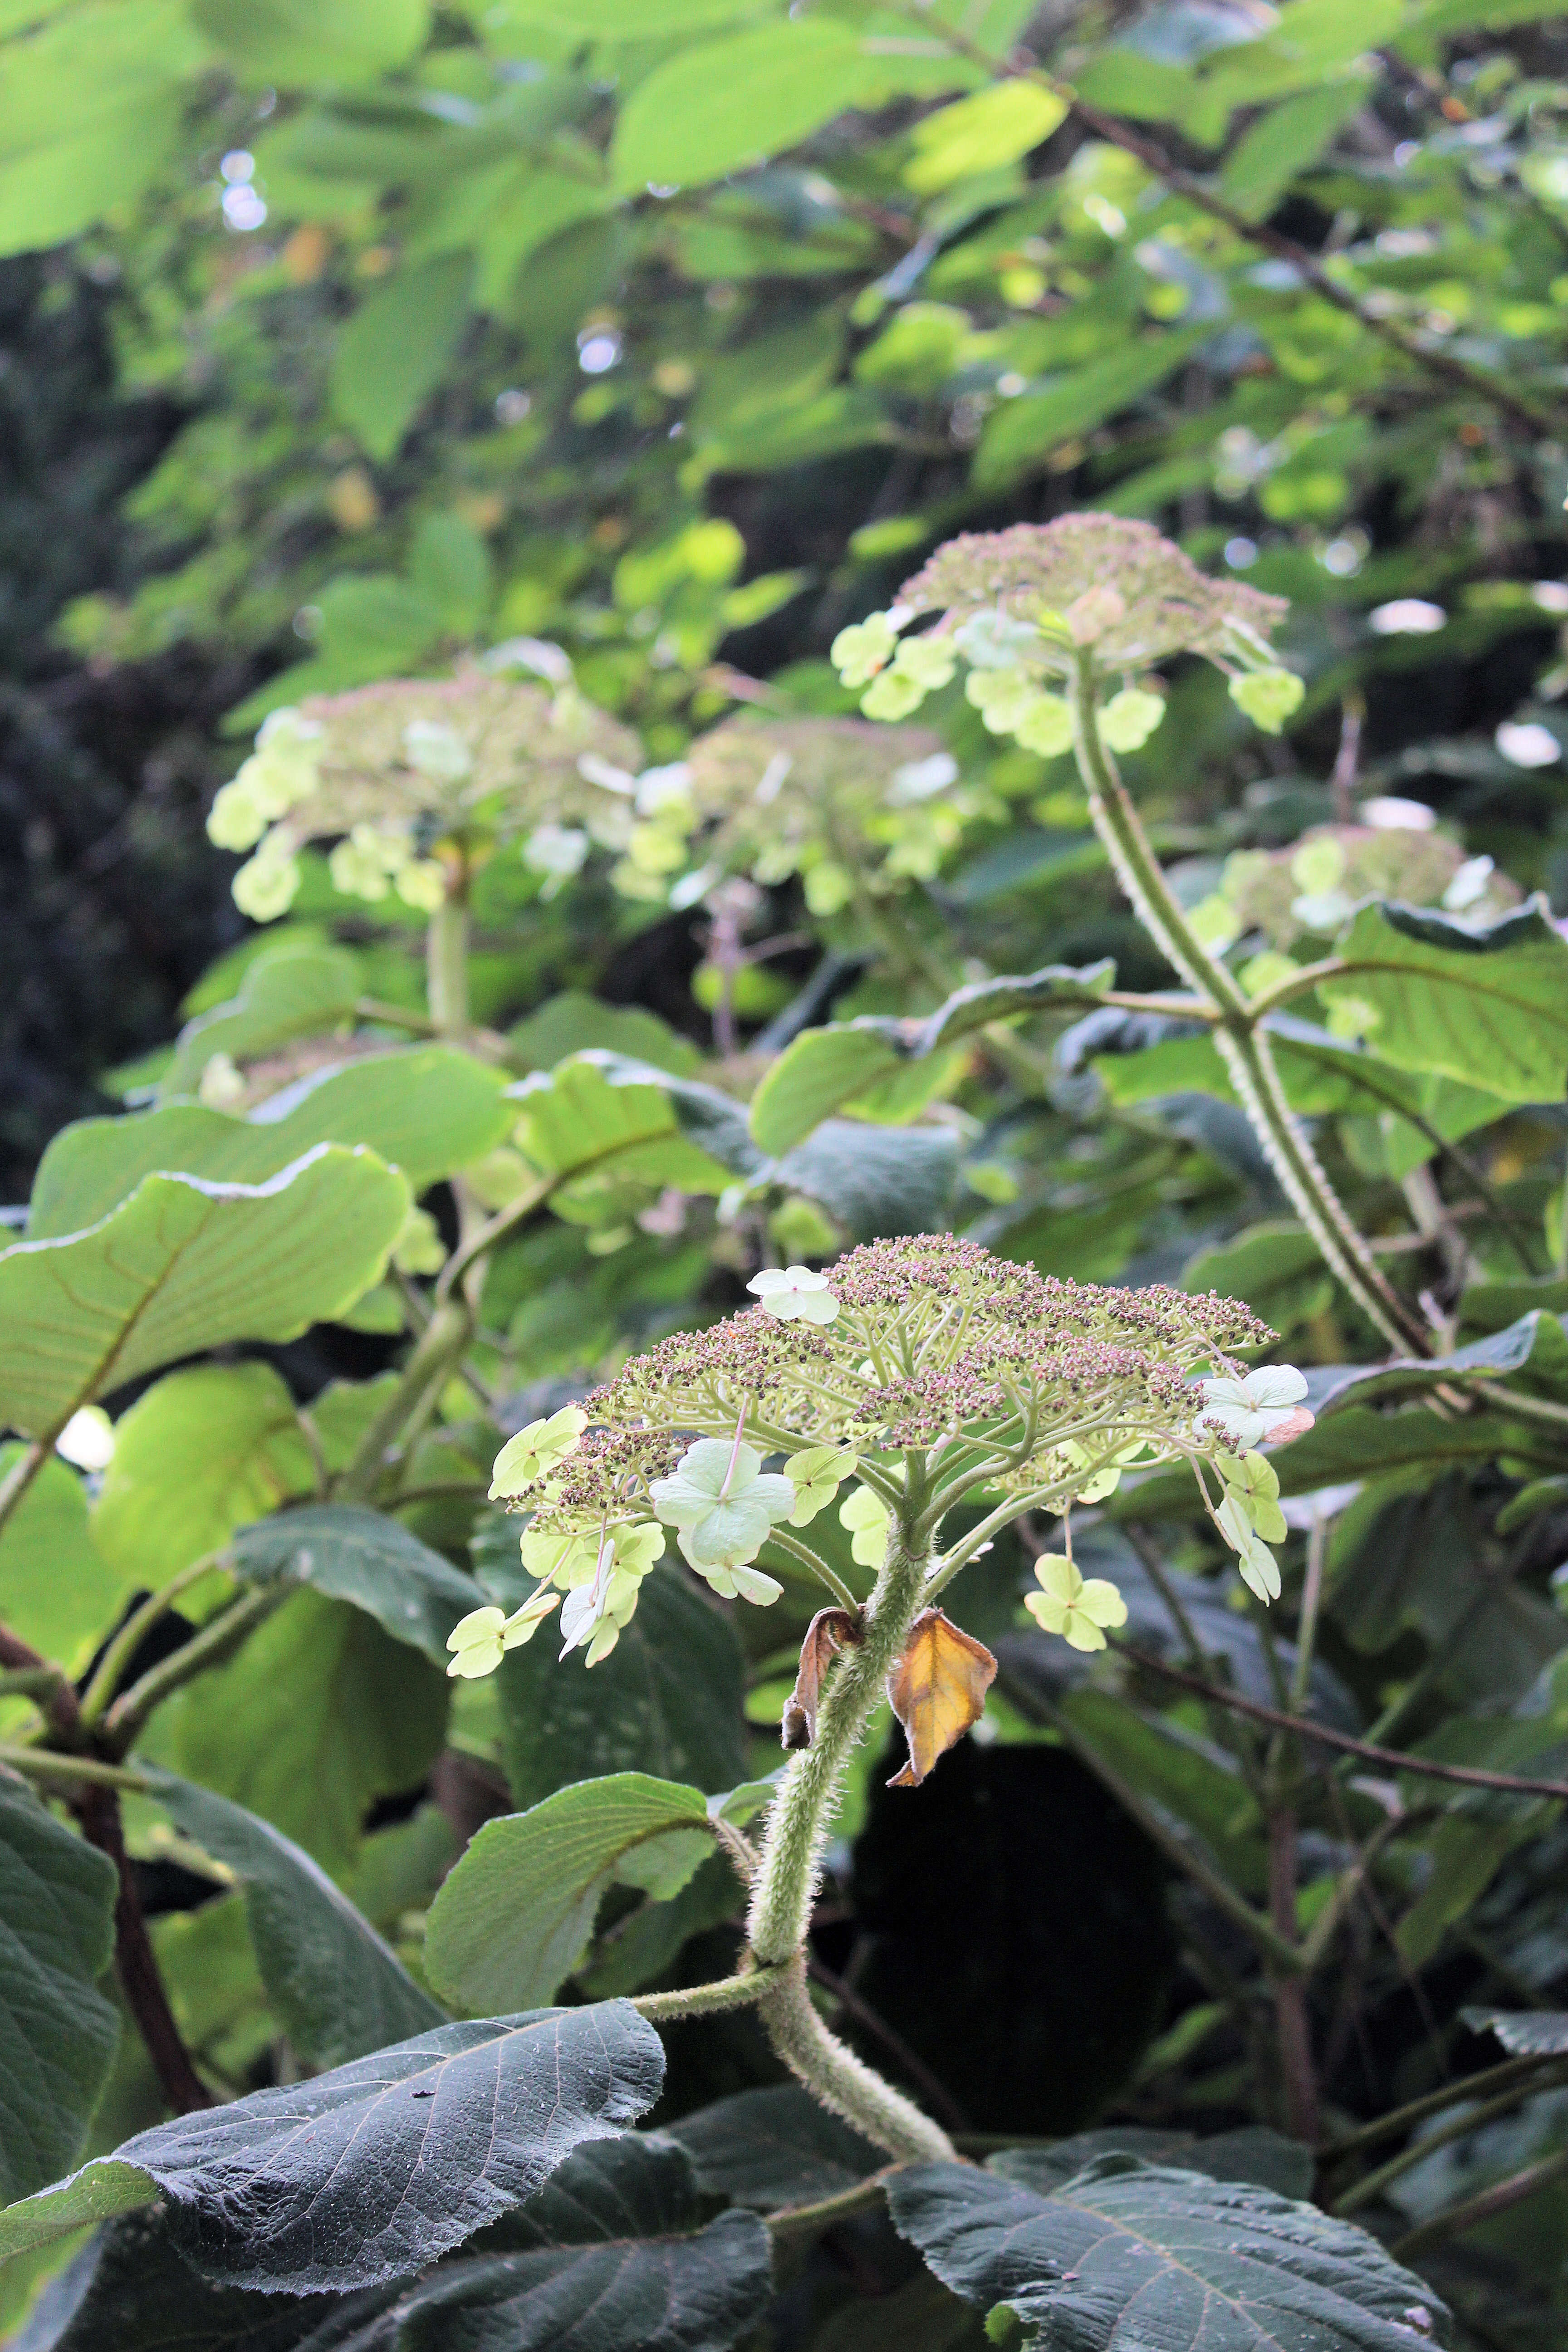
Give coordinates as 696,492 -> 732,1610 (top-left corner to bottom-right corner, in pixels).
1335,2059 -> 1568,2215
630,1966 -> 783,2023
0,1744 -> 150,1791
744,1520 -> 958,2163
1068,663 -> 1431,1356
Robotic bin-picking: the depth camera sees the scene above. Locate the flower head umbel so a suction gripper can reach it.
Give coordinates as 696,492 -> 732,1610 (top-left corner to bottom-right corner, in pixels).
1024,1555 -> 1128,1652
748,1266 -> 840,1324
831,514 -> 1302,756
208,671 -> 642,921
461,1235 -> 1299,1671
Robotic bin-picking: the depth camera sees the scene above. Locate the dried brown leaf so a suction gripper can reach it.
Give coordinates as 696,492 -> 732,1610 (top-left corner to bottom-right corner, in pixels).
885,1608 -> 997,1788
781,1607 -> 860,1750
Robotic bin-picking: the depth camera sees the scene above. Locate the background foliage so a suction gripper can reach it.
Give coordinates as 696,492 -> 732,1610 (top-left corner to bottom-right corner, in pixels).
6,1 -> 1568,2347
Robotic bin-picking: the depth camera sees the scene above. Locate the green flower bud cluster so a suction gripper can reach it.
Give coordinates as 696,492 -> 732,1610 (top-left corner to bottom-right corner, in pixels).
1186,820 -> 1521,960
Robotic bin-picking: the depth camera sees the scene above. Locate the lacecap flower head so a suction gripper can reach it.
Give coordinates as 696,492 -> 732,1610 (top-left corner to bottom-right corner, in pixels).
830,513 -> 1303,758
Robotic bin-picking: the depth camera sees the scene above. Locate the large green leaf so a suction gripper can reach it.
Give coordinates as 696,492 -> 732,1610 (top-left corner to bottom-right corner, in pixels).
511,1056 -> 735,1204
975,332 -> 1206,489
1218,77 -> 1371,221
0,2003 -> 664,2292
329,254 -> 473,460
888,2153 -> 1450,2350
230,1503 -> 482,1668
158,1589 -> 448,1873
426,1773 -> 720,2014
777,1120 -> 959,1240
34,1047 -> 511,1235
496,0 -> 765,28
0,0 -> 199,256
750,1029 -> 912,1156
18,2136 -> 771,2352
476,1533 -> 749,1808
0,1147 -> 409,1442
0,1780 -> 119,2206
611,21 -> 879,194
91,1362 -> 314,1582
1319,903 -> 1568,1102
390,2134 -> 772,2352
145,1771 -> 443,2069
159,946 -> 363,1101
194,0 -> 430,87
0,1446 -> 122,1669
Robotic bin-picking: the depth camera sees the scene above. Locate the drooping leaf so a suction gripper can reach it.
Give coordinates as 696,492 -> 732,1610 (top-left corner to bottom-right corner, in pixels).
1218,78 -> 1372,221
91,1362 -> 314,1583
229,1504 -> 482,1667
0,1779 -> 119,2206
330,254 -> 473,461
0,1446 -> 122,1669
1318,902 -> 1568,1102
426,1774 -> 720,2013
384,2132 -> 773,2352
665,2085 -> 883,2213
34,1047 -> 512,1236
1461,2007 -> 1568,2057
0,2004 -> 664,2292
853,961 -> 1116,1062
0,1148 -> 410,1441
888,2155 -> 1450,2350
510,1057 -> 734,1205
486,1548 -> 748,1808
750,1030 -> 903,1157
144,1770 -> 444,2069
885,1610 -> 997,1788
159,1588 -> 448,1874
158,947 -> 363,1102
782,1607 -> 860,1749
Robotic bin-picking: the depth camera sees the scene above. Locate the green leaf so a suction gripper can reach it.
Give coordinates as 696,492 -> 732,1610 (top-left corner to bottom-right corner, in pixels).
144,1770 -> 443,2069
0,1446 -> 122,1669
750,1029 -> 903,1155
407,510 -> 493,632
1462,2007 -> 1568,2057
775,1120 -> 959,1240
157,946 -> 362,1102
1319,903 -> 1568,1102
611,21 -> 876,195
975,332 -> 1205,489
889,2154 -> 1450,2351
1181,1223 -> 1333,1340
1218,78 -> 1371,221
904,81 -> 1067,195
477,1532 -> 748,1808
0,1780 -> 119,2205
159,1589 -> 448,1873
389,2135 -> 772,2352
1058,1689 -> 1268,1898
665,2085 -> 882,2211
426,1772 -> 718,2012
0,1147 -> 409,1441
229,1503 -> 483,1667
488,0 -> 765,28
330,253 -> 473,461
1,2003 -> 663,2292
473,167 -> 616,311
867,961 -> 1117,1057
193,0 -> 431,86
510,990 -> 701,1078
0,2161 -> 161,2271
512,1056 -> 735,1204
91,1362 -> 314,1582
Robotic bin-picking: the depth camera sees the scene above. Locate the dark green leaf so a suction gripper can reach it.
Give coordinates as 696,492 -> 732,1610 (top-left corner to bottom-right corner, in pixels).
144,1770 -> 443,2069
975,333 -> 1206,489
889,2156 -> 1450,2350
776,1121 -> 958,1240
0,1779 -> 119,2205
665,2086 -> 882,2212
487,1551 -> 747,1809
2,2004 -> 664,2293
426,1773 -> 719,2013
230,1504 -> 481,1667
0,1147 -> 410,1441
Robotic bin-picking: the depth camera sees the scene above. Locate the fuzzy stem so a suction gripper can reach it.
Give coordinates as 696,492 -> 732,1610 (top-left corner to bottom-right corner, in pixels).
426,883 -> 470,1039
1067,662 -> 1431,1357
743,1519 -> 958,2164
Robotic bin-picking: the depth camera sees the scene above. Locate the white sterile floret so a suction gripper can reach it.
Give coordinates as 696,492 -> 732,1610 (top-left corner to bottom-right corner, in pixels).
650,1438 -> 795,1571
1216,1496 -> 1283,1602
1198,1366 -> 1313,1450
489,1404 -> 588,1498
747,1266 -> 840,1323
402,719 -> 473,784
445,1591 -> 559,1679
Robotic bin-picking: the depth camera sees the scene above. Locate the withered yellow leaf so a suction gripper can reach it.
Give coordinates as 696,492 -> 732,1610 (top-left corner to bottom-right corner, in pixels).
782,1606 -> 859,1749
885,1607 -> 996,1787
